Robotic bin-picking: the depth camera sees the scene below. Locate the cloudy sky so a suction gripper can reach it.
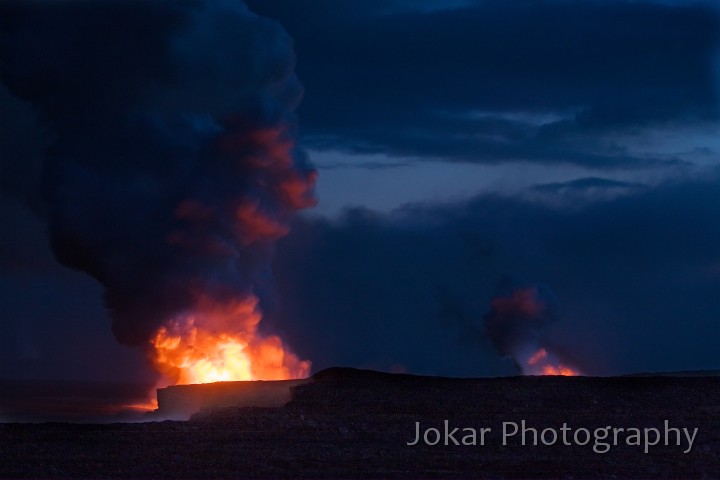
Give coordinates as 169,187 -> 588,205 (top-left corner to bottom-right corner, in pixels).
1,0 -> 719,389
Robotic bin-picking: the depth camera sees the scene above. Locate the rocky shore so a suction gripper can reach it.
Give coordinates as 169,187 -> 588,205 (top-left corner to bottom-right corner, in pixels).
1,368 -> 718,479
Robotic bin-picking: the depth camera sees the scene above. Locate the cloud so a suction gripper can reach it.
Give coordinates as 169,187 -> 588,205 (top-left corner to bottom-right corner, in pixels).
0,0 -> 316,387
273,171 -> 720,376
1,0 -> 718,384
247,0 -> 720,168
0,84 -> 46,212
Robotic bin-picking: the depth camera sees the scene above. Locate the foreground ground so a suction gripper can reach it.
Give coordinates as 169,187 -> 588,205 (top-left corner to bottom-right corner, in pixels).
1,368 -> 719,479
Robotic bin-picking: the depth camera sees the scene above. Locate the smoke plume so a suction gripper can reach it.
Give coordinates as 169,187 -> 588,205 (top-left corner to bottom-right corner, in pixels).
484,279 -> 580,375
0,1 -> 315,381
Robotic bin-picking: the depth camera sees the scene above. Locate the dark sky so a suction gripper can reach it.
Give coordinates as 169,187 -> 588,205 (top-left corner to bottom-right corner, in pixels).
1,0 -> 719,390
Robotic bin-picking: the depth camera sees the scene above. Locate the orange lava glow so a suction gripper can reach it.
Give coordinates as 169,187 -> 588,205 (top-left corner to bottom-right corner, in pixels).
526,348 -> 580,376
123,398 -> 159,412
541,364 -> 579,376
149,295 -> 310,385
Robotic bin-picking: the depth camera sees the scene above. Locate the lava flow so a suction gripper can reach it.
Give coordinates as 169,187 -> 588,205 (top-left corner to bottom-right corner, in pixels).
149,296 -> 310,385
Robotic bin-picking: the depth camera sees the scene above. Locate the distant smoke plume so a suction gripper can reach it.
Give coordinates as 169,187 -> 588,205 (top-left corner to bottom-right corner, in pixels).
0,1 -> 315,380
484,279 -> 579,375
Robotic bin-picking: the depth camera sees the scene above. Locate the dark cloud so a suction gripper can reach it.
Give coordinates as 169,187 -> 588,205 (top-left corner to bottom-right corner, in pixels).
0,269 -> 154,383
529,177 -> 650,205
273,173 -> 720,376
1,0 -> 316,385
0,0 -> 718,387
483,280 -> 559,358
247,0 -> 719,168
533,177 -> 647,194
0,84 -> 46,212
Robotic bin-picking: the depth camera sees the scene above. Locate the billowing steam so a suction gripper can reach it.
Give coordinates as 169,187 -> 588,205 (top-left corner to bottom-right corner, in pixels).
0,1 -> 314,383
484,279 -> 580,375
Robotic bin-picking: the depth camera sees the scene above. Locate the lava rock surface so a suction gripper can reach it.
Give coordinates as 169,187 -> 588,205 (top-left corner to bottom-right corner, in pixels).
1,368 -> 719,479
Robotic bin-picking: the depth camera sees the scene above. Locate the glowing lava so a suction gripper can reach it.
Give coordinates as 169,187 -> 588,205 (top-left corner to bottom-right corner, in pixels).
526,347 -> 580,376
149,295 -> 310,385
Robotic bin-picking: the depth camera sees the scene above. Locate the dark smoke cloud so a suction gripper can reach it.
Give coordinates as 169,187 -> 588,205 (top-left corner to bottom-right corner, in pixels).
0,1 -> 315,347
0,84 -> 46,212
273,173 -> 720,377
482,279 -> 583,375
484,280 -> 558,358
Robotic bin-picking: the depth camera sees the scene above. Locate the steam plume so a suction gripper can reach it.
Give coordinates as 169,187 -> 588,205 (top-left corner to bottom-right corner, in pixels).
0,1 -> 315,380
484,279 -> 580,375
